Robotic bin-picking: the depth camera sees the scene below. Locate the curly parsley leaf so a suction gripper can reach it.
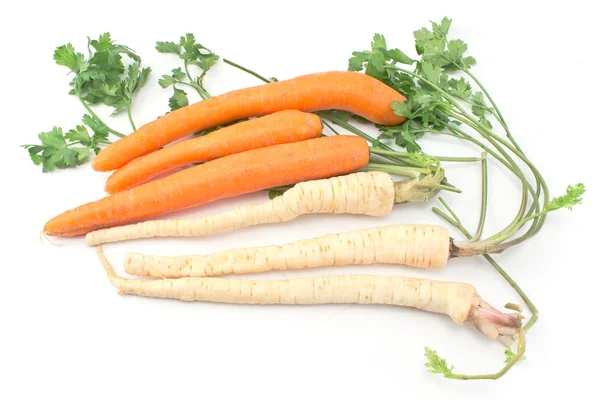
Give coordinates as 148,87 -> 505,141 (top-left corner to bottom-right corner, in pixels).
424,347 -> 454,377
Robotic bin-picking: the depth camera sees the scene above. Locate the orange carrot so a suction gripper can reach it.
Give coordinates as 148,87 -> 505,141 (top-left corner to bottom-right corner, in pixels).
92,71 -> 406,171
105,110 -> 323,194
45,135 -> 370,237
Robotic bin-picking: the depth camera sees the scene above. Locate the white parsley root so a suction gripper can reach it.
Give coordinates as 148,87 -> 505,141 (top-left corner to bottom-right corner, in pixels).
85,171 -> 444,246
124,224 -> 451,278
99,246 -> 520,343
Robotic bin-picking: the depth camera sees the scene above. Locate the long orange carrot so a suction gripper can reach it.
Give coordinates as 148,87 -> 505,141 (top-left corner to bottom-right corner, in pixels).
44,136 -> 369,237
92,71 -> 406,172
105,110 -> 323,194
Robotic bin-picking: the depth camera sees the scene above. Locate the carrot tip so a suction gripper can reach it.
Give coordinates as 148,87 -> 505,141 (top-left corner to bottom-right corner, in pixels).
40,230 -> 64,247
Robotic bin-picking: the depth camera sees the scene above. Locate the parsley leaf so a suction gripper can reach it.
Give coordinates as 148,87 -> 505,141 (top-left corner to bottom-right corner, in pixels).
424,347 -> 454,377
22,127 -> 92,172
169,87 -> 189,111
544,183 -> 586,212
54,44 -> 86,73
57,33 -> 150,117
155,41 -> 181,54
448,77 -> 472,99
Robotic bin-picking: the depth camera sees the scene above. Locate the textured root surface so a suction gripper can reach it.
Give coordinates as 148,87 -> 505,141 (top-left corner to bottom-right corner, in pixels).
124,224 -> 451,278
85,171 -> 395,245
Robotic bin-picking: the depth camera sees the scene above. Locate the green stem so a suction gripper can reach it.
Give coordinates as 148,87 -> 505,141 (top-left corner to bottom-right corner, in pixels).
444,330 -> 526,380
432,203 -> 538,330
184,62 -> 208,99
364,163 -> 429,178
471,152 -> 488,241
223,58 -> 272,83
77,95 -> 125,138
126,103 -> 136,131
462,68 -> 523,154
370,148 -> 480,163
321,119 -> 341,135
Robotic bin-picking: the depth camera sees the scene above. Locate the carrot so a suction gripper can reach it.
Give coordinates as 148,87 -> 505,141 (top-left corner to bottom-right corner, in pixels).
92,71 -> 406,171
86,171 -> 446,245
105,110 -> 323,194
98,246 -> 521,344
44,135 -> 369,237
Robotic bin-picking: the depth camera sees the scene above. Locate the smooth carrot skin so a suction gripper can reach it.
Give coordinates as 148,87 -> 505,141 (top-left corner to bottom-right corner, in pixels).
105,110 -> 323,194
44,136 -> 370,236
92,71 -> 406,171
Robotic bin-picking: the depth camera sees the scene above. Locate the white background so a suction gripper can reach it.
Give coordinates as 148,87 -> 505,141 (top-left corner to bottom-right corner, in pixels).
1,0 -> 598,398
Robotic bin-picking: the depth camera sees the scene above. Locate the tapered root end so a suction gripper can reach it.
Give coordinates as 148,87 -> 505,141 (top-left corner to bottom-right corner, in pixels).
469,297 -> 522,346
39,230 -> 63,247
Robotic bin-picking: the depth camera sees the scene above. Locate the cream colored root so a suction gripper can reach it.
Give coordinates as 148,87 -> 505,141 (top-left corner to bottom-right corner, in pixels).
99,246 -> 521,342
125,224 -> 451,278
85,171 -> 395,246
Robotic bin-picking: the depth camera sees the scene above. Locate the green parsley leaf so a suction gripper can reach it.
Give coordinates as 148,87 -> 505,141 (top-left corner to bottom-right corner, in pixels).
448,77 -> 472,99
22,127 -> 91,172
420,62 -> 441,85
471,91 -> 489,117
365,50 -> 386,80
159,75 -> 175,88
66,125 -> 92,146
424,347 -> 454,377
268,189 -> 285,199
371,33 -> 387,51
169,87 -> 189,111
348,51 -> 370,71
387,48 -> 415,65
446,39 -> 467,62
82,114 -> 108,139
172,67 -> 186,81
461,56 -> 476,69
544,183 -> 586,212
155,41 -> 181,54
391,100 -> 415,119
90,33 -> 113,52
431,17 -> 452,38
54,44 -> 86,73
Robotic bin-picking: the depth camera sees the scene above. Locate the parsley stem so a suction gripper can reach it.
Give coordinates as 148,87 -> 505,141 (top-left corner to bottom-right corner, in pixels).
471,152 -> 488,242
184,61 -> 209,99
370,148 -> 480,162
321,119 -> 341,135
364,163 -> 429,178
127,104 -> 136,131
432,201 -> 538,330
222,58 -> 271,84
444,330 -> 526,380
77,96 -> 125,138
462,68 -> 522,153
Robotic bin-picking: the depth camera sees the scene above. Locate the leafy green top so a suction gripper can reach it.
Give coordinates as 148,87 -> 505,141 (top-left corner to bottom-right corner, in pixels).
22,115 -> 109,172
156,33 -> 219,110
55,32 -> 151,115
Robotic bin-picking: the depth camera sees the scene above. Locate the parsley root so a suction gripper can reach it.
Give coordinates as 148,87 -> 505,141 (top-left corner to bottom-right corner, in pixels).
44,136 -> 369,237
123,224 -> 450,277
92,71 -> 406,171
105,110 -> 323,193
99,246 -> 521,343
86,171 -> 445,245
